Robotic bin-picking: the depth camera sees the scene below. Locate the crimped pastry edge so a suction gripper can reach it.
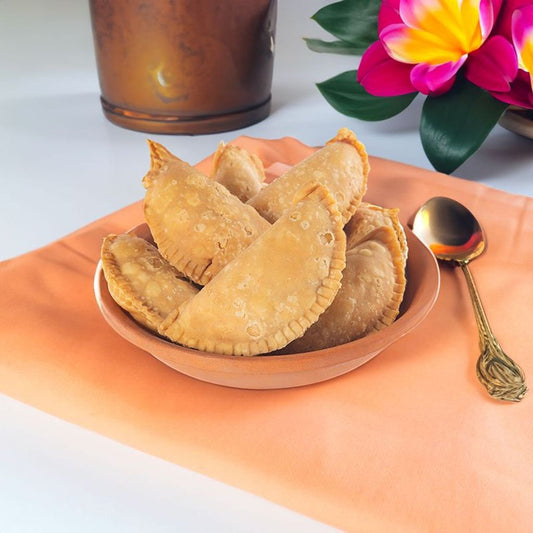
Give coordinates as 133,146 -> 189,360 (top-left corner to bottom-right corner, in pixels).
158,181 -> 347,356
326,127 -> 370,223
356,225 -> 407,335
101,234 -> 171,332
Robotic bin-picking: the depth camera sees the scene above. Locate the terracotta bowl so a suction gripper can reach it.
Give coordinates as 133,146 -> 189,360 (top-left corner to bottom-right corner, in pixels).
94,223 -> 440,389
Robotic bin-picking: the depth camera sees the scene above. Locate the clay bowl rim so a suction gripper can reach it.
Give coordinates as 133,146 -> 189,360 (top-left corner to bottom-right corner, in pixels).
94,222 -> 440,384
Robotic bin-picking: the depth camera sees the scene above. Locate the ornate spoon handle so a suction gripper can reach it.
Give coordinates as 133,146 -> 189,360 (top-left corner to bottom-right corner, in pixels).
459,262 -> 527,402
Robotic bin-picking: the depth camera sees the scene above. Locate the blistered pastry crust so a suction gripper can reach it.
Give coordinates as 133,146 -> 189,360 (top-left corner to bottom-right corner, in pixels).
284,225 -> 407,353
101,233 -> 199,332
247,128 -> 369,224
211,141 -> 266,202
345,202 -> 408,261
101,130 -> 409,357
143,140 -> 270,286
158,182 -> 346,356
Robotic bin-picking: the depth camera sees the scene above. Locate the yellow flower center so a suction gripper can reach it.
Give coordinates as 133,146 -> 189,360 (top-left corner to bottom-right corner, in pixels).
383,0 -> 487,65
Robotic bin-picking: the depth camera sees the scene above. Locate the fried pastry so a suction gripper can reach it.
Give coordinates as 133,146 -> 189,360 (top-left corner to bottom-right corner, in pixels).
101,233 -> 199,332
284,226 -> 407,353
345,202 -> 408,260
211,141 -> 266,202
247,128 -> 369,224
158,182 -> 346,356
143,140 -> 270,285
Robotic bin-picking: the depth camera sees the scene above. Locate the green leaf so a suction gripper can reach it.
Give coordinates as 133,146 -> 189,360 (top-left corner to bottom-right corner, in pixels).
304,37 -> 368,55
312,0 -> 380,50
420,78 -> 509,174
317,70 -> 417,121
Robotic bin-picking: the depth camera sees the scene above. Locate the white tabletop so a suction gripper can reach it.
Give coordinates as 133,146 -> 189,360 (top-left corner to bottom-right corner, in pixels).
1,0 -> 532,531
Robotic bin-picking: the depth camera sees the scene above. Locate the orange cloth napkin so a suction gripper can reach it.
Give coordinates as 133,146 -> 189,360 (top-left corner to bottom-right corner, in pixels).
2,136 -> 533,532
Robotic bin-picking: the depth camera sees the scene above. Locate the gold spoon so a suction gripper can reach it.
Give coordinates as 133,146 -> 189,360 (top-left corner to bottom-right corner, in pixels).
412,196 -> 527,402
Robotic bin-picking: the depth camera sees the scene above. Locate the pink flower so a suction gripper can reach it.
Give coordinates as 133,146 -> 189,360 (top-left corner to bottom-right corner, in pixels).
359,0 -> 503,96
492,0 -> 530,36
464,36 -> 518,93
463,0 -> 533,107
489,3 -> 533,108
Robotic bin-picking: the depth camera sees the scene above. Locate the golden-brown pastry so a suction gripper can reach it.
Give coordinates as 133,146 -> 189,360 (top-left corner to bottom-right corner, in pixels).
284,226 -> 407,353
344,202 -> 408,260
101,233 -> 199,332
143,140 -> 270,286
211,141 -> 266,202
247,128 -> 369,224
158,182 -> 346,356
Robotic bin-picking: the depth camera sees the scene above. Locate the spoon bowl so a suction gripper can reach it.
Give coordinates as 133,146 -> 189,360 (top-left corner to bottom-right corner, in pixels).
412,197 -> 485,262
412,196 -> 527,402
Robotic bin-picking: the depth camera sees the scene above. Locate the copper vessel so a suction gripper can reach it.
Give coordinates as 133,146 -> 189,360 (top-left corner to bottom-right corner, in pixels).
89,0 -> 276,134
